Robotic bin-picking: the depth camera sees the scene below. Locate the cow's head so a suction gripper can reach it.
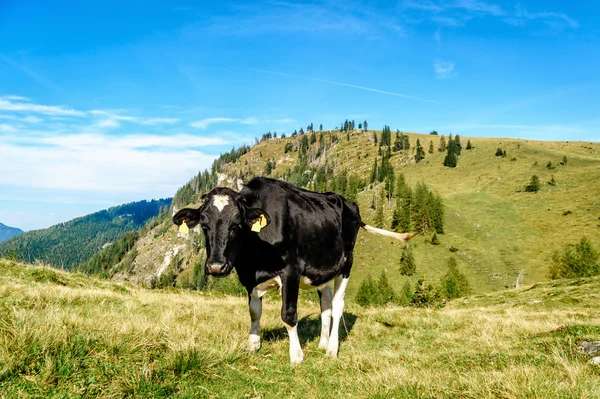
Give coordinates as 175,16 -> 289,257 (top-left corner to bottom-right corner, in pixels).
172,187 -> 269,278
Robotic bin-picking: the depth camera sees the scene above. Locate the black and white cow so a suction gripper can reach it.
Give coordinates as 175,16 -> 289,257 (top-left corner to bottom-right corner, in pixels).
173,177 -> 415,364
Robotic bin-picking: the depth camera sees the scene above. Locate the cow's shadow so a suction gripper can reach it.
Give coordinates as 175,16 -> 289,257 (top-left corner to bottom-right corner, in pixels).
262,312 -> 358,345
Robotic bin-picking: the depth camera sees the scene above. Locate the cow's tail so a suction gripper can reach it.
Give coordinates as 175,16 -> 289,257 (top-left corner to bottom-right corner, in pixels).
360,222 -> 417,243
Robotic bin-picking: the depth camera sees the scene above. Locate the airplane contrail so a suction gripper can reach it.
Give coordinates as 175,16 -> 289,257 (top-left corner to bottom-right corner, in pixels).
245,67 -> 439,104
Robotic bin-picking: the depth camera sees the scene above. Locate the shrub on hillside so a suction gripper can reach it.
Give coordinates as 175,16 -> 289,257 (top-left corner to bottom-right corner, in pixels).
399,245 -> 416,276
412,276 -> 444,308
525,175 -> 541,193
440,257 -> 470,299
355,271 -> 397,307
549,237 -> 599,279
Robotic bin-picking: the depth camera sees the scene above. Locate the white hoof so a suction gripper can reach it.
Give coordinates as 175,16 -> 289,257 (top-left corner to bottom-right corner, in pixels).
318,337 -> 329,350
326,343 -> 339,358
290,349 -> 304,364
248,335 -> 261,353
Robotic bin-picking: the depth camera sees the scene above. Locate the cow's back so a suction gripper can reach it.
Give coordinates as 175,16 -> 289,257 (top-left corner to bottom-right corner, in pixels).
240,177 -> 361,280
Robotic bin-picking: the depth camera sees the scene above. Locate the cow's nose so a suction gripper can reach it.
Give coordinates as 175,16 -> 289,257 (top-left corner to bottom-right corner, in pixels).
207,263 -> 227,275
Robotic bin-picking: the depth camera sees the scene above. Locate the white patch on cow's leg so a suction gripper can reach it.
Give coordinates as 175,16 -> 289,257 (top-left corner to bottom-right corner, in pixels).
284,322 -> 304,364
248,295 -> 262,353
318,285 -> 332,350
212,195 -> 230,212
327,275 -> 349,358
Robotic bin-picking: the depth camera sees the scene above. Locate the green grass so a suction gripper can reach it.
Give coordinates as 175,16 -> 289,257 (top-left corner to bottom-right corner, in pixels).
2,259 -> 600,398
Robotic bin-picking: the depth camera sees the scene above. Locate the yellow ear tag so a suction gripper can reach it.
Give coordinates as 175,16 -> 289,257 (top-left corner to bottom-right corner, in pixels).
179,221 -> 189,235
251,214 -> 267,233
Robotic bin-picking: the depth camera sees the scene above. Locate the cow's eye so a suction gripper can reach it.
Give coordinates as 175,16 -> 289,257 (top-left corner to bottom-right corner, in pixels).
201,224 -> 210,231
229,225 -> 240,234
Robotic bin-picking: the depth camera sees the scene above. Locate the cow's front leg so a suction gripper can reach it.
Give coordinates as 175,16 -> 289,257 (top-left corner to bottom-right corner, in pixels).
327,275 -> 349,358
317,285 -> 332,350
248,292 -> 262,353
281,273 -> 303,364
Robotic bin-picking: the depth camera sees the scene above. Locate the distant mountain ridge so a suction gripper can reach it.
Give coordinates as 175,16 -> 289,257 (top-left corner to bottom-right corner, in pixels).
0,223 -> 23,242
0,198 -> 171,269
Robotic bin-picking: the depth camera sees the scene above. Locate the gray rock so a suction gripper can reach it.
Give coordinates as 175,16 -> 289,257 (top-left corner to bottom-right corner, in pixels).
578,341 -> 600,355
589,357 -> 600,365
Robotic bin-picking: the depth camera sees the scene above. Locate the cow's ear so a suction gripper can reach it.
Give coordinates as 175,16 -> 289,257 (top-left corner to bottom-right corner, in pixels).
173,207 -> 202,229
245,208 -> 270,232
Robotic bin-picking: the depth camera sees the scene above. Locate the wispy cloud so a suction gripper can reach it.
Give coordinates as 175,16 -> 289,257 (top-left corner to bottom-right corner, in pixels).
402,0 -> 578,29
246,67 -> 439,103
511,5 -> 580,29
0,124 -> 17,133
190,116 -> 259,129
201,1 -> 404,39
90,110 -> 180,127
434,59 -> 457,79
0,97 -> 85,117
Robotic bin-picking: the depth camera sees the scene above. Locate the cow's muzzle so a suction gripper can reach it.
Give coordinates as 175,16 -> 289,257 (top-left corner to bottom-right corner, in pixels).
206,262 -> 232,277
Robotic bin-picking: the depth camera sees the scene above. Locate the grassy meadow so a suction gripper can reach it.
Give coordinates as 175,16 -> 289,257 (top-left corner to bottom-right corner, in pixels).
2,259 -> 600,398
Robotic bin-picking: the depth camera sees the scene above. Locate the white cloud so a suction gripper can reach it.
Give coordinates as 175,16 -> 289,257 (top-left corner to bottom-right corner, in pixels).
140,117 -> 180,125
0,114 -> 43,123
0,133 -> 231,196
0,123 -> 17,133
0,97 -> 86,117
94,119 -> 121,129
190,117 -> 257,129
90,110 -> 179,126
434,59 -> 457,79
1,95 -> 31,102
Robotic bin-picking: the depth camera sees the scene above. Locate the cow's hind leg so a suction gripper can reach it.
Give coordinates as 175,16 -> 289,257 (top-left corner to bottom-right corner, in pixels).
281,274 -> 303,364
317,285 -> 332,350
326,275 -> 349,358
248,293 -> 262,353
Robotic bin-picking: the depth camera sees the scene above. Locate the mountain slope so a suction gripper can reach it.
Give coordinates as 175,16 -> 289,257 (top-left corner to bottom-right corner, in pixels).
0,222 -> 23,242
115,130 -> 600,298
0,198 -> 171,269
2,259 -> 600,398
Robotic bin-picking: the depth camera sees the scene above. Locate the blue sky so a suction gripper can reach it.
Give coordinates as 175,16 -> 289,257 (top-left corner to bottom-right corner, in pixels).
1,0 -> 598,231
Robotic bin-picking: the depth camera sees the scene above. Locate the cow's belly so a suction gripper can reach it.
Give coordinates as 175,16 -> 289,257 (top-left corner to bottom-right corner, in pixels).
251,275 -> 333,298
299,276 -> 331,291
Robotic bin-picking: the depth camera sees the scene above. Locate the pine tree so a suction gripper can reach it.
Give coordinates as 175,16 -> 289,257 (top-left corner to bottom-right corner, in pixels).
355,275 -> 378,306
466,140 -> 472,150
376,270 -> 397,304
415,139 -> 425,163
399,245 -> 416,276
374,187 -> 385,228
440,257 -> 470,299
443,150 -> 458,168
363,120 -> 368,132
428,140 -> 434,154
371,158 -> 378,183
398,280 -> 414,305
525,175 -> 540,192
438,135 -> 447,152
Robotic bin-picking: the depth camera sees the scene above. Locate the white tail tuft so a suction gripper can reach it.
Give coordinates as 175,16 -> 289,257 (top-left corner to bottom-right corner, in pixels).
363,225 -> 417,243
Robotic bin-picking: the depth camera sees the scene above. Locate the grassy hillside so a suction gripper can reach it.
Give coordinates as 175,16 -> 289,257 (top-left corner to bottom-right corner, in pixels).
122,130 -> 600,302
2,259 -> 600,398
221,132 -> 600,295
0,198 -> 171,269
0,222 -> 23,242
